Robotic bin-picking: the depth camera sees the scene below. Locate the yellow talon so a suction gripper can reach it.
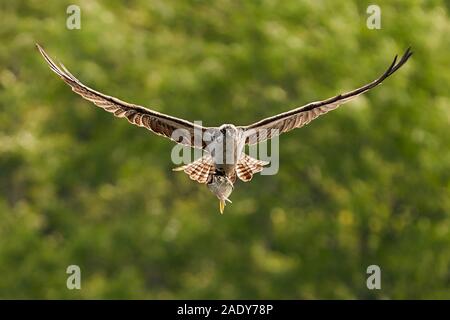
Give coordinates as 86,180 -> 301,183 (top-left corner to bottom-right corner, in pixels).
219,200 -> 225,214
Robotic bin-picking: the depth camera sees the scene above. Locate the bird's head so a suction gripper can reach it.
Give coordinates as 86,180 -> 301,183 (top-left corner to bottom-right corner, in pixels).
219,124 -> 237,136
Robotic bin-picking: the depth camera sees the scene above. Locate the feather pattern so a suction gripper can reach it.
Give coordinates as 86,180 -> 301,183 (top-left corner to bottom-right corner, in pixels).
37,43 -> 413,213
242,47 -> 413,145
173,155 -> 215,184
36,44 -> 209,148
236,154 -> 269,182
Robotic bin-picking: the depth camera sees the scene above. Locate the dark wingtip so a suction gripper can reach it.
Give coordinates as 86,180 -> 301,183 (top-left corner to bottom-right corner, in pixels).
387,47 -> 413,75
406,46 -> 414,59
382,54 -> 398,78
402,46 -> 413,61
35,43 -> 47,57
392,54 -> 399,66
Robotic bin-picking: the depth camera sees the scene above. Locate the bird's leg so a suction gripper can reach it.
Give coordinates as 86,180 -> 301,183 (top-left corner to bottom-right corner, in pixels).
225,176 -> 234,189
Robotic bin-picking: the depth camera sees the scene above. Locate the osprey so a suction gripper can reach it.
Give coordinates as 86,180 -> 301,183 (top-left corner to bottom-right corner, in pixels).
36,44 -> 412,213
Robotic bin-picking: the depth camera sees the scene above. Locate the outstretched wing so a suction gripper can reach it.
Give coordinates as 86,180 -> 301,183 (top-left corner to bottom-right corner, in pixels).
36,44 -> 209,148
241,48 -> 413,145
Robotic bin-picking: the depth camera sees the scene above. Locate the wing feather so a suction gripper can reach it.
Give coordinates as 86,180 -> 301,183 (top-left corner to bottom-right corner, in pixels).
242,48 -> 413,144
36,43 -> 208,148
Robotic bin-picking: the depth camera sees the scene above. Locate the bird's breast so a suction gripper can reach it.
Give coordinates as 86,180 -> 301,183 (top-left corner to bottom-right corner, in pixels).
209,135 -> 242,173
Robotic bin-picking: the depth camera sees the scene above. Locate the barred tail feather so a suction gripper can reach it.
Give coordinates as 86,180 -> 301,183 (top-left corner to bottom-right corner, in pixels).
236,154 -> 269,182
173,155 -> 214,184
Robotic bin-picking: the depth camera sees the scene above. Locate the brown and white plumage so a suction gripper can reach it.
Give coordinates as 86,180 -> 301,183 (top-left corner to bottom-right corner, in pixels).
36,44 -> 208,148
173,154 -> 215,184
241,47 -> 413,145
236,155 -> 269,182
37,43 -> 412,213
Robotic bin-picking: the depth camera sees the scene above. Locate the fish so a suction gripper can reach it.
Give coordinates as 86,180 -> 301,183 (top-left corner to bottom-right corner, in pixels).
207,175 -> 234,214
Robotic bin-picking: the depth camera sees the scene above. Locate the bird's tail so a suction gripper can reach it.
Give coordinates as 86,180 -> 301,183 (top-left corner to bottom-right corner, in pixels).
235,154 -> 269,182
173,155 -> 215,184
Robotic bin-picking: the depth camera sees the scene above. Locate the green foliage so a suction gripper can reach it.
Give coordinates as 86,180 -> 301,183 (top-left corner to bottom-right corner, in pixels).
0,0 -> 449,299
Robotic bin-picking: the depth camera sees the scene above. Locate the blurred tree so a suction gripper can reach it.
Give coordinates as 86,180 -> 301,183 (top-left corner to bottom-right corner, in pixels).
0,0 -> 449,299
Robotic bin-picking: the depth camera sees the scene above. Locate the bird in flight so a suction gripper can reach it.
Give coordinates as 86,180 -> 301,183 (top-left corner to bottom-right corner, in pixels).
36,44 -> 412,213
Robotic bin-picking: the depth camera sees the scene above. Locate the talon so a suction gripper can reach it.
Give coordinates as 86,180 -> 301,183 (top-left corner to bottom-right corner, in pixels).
225,176 -> 234,189
219,200 -> 225,214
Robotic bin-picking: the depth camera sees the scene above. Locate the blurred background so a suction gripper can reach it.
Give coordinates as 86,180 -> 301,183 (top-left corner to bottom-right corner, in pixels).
0,0 -> 449,299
